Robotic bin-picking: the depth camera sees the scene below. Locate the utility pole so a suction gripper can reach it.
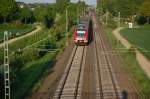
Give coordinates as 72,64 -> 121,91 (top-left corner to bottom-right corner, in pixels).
77,6 -> 79,24
100,7 -> 103,22
106,10 -> 108,26
77,7 -> 78,24
83,6 -> 85,16
66,10 -> 69,46
4,31 -> 10,99
118,12 -> 120,27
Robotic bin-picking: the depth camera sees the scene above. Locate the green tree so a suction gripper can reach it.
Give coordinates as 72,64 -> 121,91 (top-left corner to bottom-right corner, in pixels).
0,0 -> 18,23
43,5 -> 56,28
97,0 -> 143,18
56,0 -> 69,3
20,8 -> 32,24
77,1 -> 86,16
33,6 -> 47,23
139,0 -> 150,23
116,0 -> 136,18
47,5 -> 56,22
67,3 -> 78,26
56,1 -> 68,14
97,0 -> 117,15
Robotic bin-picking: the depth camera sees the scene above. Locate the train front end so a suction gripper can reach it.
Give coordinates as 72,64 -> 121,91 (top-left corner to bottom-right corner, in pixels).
74,23 -> 88,45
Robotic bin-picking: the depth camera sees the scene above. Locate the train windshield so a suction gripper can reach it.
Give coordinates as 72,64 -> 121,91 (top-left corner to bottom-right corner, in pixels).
77,32 -> 85,37
77,23 -> 86,37
77,24 -> 85,31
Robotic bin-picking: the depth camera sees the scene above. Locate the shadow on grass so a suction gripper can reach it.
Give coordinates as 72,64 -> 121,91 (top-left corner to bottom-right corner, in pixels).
0,73 -> 4,99
12,54 -> 57,99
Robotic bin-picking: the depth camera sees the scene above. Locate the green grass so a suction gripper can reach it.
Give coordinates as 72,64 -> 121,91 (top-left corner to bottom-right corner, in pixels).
120,25 -> 150,59
0,20 -> 73,98
0,24 -> 36,42
104,26 -> 150,97
0,28 -> 50,63
9,25 -> 71,99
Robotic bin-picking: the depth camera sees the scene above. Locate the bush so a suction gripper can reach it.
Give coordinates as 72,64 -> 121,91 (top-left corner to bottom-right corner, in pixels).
136,16 -> 147,25
9,48 -> 39,71
108,20 -> 117,29
10,55 -> 23,72
22,49 -> 39,63
107,13 -> 117,28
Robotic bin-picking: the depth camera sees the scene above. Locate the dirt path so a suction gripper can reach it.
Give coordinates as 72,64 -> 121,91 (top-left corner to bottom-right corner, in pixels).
0,25 -> 41,48
113,27 -> 150,79
113,27 -> 131,49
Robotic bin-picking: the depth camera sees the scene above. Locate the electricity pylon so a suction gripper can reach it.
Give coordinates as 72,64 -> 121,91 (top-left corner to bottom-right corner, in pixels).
4,31 -> 10,99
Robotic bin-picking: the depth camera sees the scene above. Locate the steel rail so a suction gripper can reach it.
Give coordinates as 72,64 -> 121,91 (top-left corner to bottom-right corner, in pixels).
96,21 -> 120,99
53,46 -> 86,99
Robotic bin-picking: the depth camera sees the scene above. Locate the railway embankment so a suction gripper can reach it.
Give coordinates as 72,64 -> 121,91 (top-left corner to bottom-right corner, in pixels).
113,27 -> 150,79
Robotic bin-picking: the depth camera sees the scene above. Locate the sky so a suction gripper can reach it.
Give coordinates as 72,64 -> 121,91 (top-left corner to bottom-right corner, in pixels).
16,0 -> 56,3
16,0 -> 97,6
71,0 -> 96,6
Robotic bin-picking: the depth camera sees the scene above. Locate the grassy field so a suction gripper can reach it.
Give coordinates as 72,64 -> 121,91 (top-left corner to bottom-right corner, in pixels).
0,23 -> 36,42
120,25 -> 150,59
104,26 -> 150,97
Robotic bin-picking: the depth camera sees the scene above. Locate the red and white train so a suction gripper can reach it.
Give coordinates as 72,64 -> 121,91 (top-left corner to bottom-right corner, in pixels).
74,20 -> 89,45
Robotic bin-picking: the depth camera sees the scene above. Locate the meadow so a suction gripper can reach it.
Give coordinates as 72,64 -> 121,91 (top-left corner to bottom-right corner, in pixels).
120,25 -> 150,59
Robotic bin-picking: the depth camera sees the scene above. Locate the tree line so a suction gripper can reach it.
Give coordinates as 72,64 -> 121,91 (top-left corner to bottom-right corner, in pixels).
0,0 -> 56,28
0,0 -> 86,28
97,0 -> 150,25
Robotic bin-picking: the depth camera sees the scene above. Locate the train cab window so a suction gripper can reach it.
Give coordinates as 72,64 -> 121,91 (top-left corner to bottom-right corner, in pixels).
77,33 -> 85,37
76,23 -> 86,37
77,24 -> 85,31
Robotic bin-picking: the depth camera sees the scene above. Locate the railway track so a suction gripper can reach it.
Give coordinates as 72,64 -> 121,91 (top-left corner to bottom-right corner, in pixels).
53,46 -> 87,99
93,16 -> 122,99
53,15 -> 125,99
